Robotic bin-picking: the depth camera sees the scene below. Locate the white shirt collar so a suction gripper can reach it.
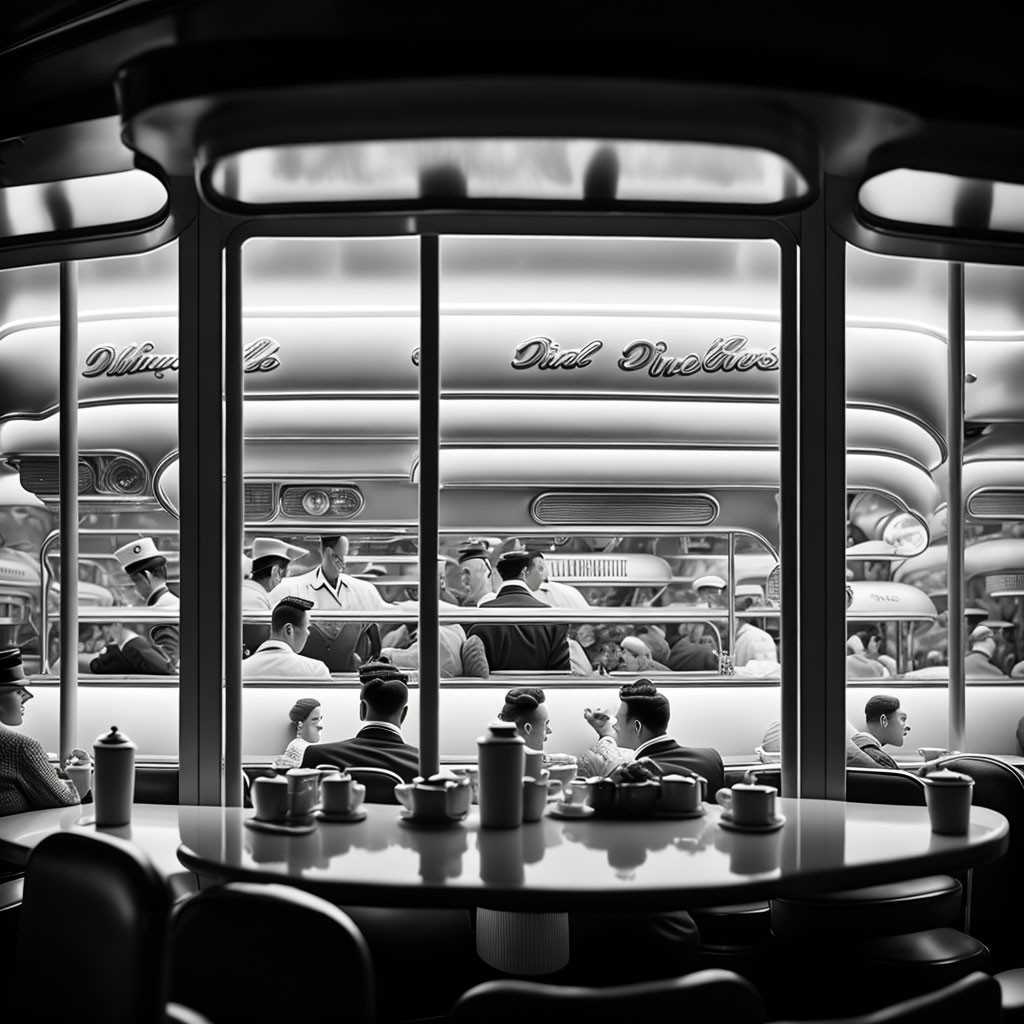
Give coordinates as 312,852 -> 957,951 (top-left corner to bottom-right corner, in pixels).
634,733 -> 670,757
359,720 -> 404,739
310,567 -> 349,595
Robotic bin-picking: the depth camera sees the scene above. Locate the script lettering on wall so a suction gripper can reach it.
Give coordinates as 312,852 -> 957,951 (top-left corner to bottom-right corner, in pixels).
510,334 -> 778,374
82,338 -> 281,378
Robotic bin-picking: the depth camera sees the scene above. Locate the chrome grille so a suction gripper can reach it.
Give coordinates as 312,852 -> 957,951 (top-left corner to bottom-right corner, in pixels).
531,492 -> 719,526
968,490 -> 1024,519
244,483 -> 274,520
986,573 -> 1024,596
16,458 -> 91,498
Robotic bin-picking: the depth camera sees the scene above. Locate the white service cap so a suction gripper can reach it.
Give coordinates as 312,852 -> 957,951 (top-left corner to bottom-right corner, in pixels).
692,574 -> 726,590
251,538 -> 308,564
114,537 -> 163,574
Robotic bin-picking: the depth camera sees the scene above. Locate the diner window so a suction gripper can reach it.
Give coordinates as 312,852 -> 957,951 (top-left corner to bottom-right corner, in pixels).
0,241 -> 180,759
845,248 -> 1024,759
438,234 -> 782,765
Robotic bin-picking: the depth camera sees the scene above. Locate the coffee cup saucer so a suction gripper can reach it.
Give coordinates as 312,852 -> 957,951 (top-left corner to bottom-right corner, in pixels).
547,802 -> 595,820
245,817 -> 318,835
654,805 -> 708,820
314,808 -> 368,824
398,808 -> 467,829
718,811 -> 786,833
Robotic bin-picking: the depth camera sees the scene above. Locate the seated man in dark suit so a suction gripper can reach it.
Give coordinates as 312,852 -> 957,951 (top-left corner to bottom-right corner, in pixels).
300,658 -> 419,782
465,550 -> 571,672
611,679 -> 726,795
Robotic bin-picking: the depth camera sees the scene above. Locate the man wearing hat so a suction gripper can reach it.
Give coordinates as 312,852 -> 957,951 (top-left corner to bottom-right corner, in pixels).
95,536 -> 180,674
465,550 -> 571,671
457,543 -> 497,607
242,597 -> 331,679
966,624 -> 1008,678
692,574 -> 727,608
732,584 -> 778,667
0,648 -> 86,814
267,535 -> 391,672
243,537 -> 309,610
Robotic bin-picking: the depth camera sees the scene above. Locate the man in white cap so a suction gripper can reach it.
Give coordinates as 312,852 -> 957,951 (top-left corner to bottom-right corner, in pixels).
243,537 -> 309,610
91,537 -> 179,674
966,624 -> 1008,678
242,597 -> 331,679
732,584 -> 778,667
692,574 -> 727,608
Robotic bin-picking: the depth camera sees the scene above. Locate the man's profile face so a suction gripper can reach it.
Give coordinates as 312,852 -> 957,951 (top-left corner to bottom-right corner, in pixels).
879,707 -> 909,747
523,556 -> 546,592
286,612 -> 311,653
460,558 -> 492,600
322,537 -> 349,573
614,701 -> 636,742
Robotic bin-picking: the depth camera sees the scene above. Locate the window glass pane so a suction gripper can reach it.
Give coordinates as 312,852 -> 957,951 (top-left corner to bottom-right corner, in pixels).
0,242 -> 179,760
239,236 -> 421,766
439,235 -> 782,769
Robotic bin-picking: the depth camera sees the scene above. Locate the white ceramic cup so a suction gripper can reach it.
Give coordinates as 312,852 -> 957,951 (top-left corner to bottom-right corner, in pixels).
522,775 -> 564,822
320,774 -> 365,815
923,769 -> 974,835
251,776 -> 290,822
66,762 -> 93,799
716,783 -> 777,826
660,774 -> 702,814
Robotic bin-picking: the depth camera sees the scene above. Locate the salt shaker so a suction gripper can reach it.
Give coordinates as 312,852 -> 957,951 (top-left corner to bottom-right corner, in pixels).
93,724 -> 136,827
477,720 -> 525,828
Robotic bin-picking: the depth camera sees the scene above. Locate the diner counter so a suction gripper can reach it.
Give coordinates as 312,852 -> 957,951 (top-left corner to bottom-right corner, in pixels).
0,799 -> 1009,913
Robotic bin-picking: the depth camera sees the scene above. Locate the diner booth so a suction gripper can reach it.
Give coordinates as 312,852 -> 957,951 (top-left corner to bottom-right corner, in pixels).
2,9 -> 1024,1023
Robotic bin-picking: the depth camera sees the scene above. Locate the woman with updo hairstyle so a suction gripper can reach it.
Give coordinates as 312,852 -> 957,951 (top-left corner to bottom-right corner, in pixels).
275,697 -> 323,768
497,687 -> 551,751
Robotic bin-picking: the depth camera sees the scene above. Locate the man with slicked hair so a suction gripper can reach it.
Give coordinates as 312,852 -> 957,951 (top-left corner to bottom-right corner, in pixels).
242,597 -> 331,679
300,659 -> 419,782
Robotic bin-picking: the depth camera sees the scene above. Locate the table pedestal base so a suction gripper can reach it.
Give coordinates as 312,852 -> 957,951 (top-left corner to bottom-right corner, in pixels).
476,909 -> 570,975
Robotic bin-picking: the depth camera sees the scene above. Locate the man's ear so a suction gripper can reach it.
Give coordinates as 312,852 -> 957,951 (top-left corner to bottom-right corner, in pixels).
400,705 -> 408,724
359,699 -> 368,722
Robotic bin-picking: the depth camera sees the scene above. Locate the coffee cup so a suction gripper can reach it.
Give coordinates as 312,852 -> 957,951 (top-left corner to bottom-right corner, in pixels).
285,768 -> 320,822
320,773 -> 366,816
922,768 -> 974,835
614,780 -> 661,817
586,777 -> 617,814
659,774 -> 702,814
562,779 -> 590,808
918,747 -> 950,761
544,754 -> 578,794
66,762 -> 93,800
450,766 -> 479,804
716,783 -> 777,827
396,780 -> 466,822
522,775 -> 563,822
252,776 -> 290,822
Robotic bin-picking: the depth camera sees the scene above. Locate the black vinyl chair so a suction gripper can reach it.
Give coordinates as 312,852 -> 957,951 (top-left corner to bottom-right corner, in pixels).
169,881 -> 375,1024
769,969 -> 1001,1023
344,765 -> 405,804
448,968 -> 766,1024
13,829 -> 212,1024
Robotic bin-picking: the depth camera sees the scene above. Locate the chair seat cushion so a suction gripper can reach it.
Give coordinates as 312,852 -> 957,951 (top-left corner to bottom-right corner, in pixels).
995,968 -> 1024,1023
770,875 -> 962,940
690,902 -> 772,947
861,927 -> 990,983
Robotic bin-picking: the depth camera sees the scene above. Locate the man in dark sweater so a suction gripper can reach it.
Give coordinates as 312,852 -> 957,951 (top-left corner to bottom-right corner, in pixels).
301,659 -> 418,782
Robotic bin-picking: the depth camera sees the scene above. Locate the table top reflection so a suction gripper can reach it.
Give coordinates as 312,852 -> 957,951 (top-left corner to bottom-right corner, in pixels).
0,799 -> 1008,912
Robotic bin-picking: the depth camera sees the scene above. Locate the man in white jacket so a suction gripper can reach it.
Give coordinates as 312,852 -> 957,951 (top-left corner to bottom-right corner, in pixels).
242,597 -> 331,679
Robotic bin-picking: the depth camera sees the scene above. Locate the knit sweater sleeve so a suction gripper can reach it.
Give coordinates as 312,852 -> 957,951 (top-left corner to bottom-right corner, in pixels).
9,733 -> 80,812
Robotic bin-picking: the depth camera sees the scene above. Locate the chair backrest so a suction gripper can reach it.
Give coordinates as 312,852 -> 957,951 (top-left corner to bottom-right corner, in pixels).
169,881 -> 375,1024
14,829 -> 174,1024
346,765 -> 405,804
448,968 -> 765,1024
769,969 -> 999,1023
934,753 -> 1024,969
846,766 -> 926,806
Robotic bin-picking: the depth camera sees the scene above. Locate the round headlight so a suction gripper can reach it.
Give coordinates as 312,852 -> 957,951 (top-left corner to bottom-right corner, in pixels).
301,489 -> 331,516
882,511 -> 928,557
100,456 -> 146,494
